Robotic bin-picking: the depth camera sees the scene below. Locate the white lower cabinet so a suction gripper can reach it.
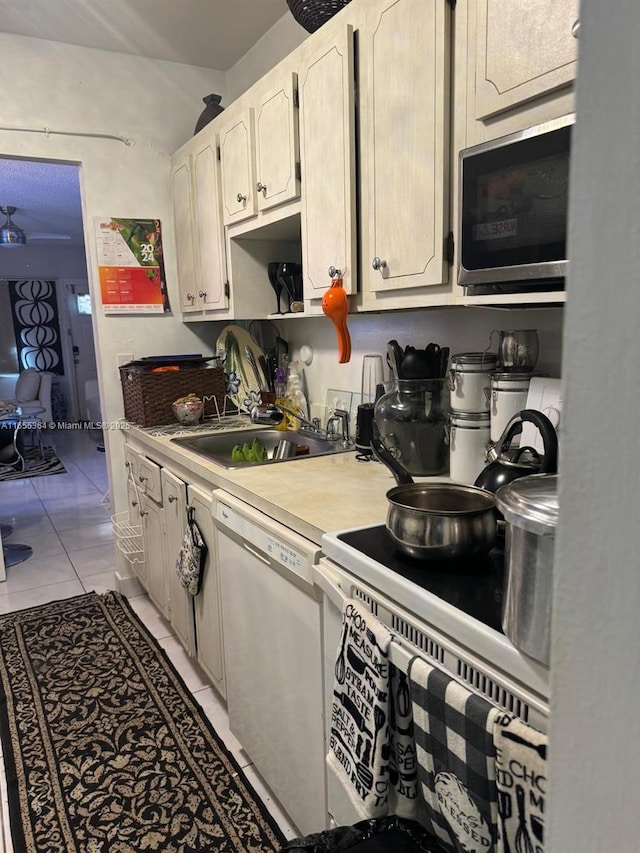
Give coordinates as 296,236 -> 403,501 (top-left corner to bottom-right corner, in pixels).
161,468 -> 196,657
139,492 -> 169,619
189,485 -> 226,699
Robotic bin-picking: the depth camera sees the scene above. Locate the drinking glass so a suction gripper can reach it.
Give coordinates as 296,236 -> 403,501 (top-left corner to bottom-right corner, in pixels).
361,354 -> 384,404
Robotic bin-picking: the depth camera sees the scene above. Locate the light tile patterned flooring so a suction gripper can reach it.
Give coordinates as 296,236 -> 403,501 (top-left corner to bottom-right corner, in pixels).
0,431 -> 299,851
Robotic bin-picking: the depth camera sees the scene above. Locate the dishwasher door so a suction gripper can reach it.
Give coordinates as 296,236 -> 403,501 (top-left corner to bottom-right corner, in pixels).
213,490 -> 327,837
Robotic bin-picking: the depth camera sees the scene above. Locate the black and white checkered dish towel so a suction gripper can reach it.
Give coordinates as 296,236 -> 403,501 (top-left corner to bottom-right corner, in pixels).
408,656 -> 499,853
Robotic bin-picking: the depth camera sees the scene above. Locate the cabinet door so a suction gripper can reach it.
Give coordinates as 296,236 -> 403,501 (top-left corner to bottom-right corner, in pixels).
127,478 -> 147,585
365,0 -> 449,294
219,108 -> 257,225
254,73 -> 301,213
474,0 -> 579,121
162,469 -> 196,657
170,147 -> 200,312
192,136 -> 229,312
140,494 -> 169,619
189,485 -> 226,699
299,25 -> 357,297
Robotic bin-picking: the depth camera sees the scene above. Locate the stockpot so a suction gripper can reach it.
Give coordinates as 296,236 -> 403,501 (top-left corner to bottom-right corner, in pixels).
371,438 -> 497,560
495,474 -> 558,665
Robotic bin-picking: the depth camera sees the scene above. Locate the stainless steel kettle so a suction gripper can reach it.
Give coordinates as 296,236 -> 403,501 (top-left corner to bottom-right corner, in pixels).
474,409 -> 558,494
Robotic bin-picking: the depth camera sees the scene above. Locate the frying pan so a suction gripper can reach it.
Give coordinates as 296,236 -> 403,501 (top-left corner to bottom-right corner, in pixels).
372,438 -> 497,560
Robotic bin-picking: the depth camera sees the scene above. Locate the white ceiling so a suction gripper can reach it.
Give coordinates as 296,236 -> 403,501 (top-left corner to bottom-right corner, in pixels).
0,159 -> 85,247
0,0 -> 291,70
0,0 -> 296,250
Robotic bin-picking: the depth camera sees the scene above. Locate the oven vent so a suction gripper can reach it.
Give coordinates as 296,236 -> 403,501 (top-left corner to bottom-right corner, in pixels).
458,661 -> 530,722
391,615 -> 445,664
352,586 -> 379,616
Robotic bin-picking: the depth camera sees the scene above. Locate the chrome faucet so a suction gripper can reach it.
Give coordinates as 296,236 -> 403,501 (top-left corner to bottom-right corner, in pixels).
326,408 -> 350,446
250,403 -> 324,436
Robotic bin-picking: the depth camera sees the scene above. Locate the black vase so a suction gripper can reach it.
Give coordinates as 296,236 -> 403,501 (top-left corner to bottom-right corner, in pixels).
194,94 -> 224,135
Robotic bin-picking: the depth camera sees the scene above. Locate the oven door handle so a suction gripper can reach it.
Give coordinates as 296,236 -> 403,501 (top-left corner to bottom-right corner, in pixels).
313,565 -> 416,672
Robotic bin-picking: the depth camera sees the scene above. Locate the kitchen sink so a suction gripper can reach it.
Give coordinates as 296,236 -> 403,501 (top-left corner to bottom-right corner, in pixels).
171,428 -> 353,468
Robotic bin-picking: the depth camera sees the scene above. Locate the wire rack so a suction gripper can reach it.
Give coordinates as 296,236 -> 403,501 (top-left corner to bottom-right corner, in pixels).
111,511 -> 144,566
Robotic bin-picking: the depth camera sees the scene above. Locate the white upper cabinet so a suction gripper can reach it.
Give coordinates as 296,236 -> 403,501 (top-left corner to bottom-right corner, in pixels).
170,127 -> 229,317
298,22 -> 357,299
361,0 -> 451,303
473,0 -> 580,121
255,74 -> 301,213
170,145 -> 199,313
191,137 -> 228,311
218,108 -> 258,224
219,72 -> 300,226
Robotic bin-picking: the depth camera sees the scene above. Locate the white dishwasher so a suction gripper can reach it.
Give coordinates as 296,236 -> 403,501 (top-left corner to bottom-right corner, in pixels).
213,490 -> 327,837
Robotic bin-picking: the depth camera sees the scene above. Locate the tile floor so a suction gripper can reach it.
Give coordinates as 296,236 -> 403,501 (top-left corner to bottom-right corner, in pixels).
0,430 -> 299,851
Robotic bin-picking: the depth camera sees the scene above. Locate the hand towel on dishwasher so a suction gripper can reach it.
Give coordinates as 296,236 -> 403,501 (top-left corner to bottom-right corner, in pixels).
493,712 -> 547,853
408,656 -> 499,853
327,599 -> 394,819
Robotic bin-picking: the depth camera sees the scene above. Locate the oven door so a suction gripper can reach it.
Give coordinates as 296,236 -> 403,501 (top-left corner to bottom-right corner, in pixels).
313,557 -> 549,828
459,115 -> 573,291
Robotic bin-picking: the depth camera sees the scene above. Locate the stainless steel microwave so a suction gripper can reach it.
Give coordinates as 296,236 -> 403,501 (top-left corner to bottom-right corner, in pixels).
458,115 -> 574,294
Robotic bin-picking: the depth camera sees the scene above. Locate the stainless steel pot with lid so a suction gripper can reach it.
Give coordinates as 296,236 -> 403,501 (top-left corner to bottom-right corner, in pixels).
495,474 -> 558,665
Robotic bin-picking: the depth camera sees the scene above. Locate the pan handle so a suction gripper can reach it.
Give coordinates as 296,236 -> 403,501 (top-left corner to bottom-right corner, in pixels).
371,438 -> 414,486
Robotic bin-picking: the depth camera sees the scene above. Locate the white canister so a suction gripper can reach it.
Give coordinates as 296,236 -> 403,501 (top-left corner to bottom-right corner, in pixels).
489,373 -> 532,442
449,411 -> 491,485
449,352 -> 499,413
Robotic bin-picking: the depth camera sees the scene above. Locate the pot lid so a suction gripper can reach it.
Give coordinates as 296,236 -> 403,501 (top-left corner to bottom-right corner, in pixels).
495,474 -> 558,534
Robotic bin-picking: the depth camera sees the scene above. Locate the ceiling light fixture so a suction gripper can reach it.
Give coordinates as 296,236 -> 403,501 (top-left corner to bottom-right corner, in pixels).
0,206 -> 27,247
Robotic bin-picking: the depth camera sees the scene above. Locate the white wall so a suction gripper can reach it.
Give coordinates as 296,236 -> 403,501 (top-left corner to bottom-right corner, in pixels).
225,12 -> 308,102
0,33 -> 228,511
280,307 -> 564,415
547,0 -> 640,849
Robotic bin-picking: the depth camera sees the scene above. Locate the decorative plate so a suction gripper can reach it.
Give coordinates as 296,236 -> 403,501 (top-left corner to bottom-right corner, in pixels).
215,324 -> 266,414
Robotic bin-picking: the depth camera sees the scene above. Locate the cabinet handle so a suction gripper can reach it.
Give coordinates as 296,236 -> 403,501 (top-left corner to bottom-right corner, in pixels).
125,460 -> 130,468
139,509 -> 148,517
328,266 -> 342,278
372,257 -> 387,272
571,18 -> 580,38
186,293 -> 195,302
167,495 -> 176,503
139,475 -> 147,483
131,500 -> 138,507
256,181 -> 267,196
236,192 -> 247,203
198,290 -> 206,298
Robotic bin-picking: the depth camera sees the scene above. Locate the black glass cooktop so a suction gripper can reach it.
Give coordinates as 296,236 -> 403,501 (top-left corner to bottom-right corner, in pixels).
337,525 -> 505,633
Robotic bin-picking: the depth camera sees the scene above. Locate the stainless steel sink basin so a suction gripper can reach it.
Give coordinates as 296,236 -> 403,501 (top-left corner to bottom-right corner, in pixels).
171,428 -> 353,468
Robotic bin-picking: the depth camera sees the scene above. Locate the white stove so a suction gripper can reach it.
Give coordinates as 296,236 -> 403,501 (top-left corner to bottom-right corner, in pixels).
319,524 -> 550,713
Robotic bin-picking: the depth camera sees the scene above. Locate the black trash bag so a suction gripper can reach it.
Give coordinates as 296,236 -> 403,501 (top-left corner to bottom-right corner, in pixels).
278,816 -> 446,853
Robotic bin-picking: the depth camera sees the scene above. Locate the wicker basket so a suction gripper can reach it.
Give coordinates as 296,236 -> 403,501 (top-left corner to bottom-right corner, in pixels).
286,0 -> 352,33
120,365 -> 226,427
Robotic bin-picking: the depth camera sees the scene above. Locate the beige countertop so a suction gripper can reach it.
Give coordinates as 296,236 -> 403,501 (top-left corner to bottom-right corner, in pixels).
124,419 -> 406,545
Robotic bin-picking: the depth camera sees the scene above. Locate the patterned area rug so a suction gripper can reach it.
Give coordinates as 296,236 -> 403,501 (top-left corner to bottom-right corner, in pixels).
0,591 -> 286,853
0,447 -> 66,482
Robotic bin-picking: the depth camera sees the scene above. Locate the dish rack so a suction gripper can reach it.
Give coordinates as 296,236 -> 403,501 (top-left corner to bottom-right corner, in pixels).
111,511 -> 144,566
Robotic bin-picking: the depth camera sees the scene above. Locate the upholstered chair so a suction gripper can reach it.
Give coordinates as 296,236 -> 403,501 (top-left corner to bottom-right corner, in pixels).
13,369 -> 54,423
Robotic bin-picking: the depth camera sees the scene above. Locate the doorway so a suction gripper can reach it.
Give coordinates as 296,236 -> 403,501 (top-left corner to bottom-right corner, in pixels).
0,157 -> 99,424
